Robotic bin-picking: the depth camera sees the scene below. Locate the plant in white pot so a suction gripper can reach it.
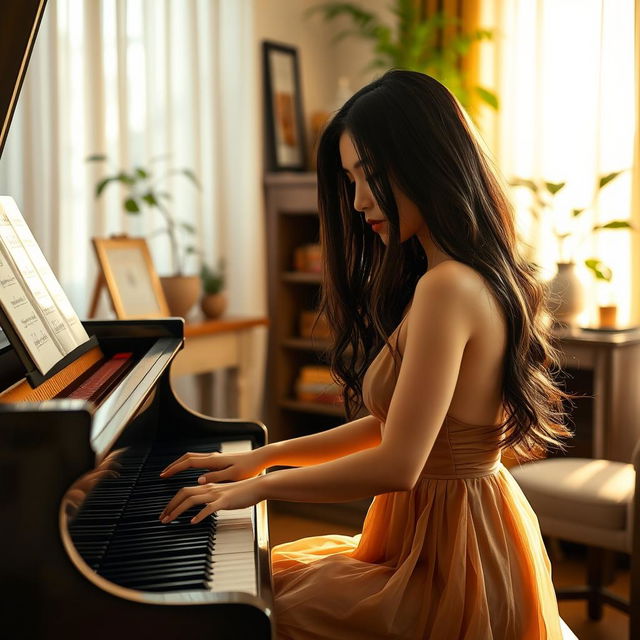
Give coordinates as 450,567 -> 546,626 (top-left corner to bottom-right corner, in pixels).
510,170 -> 633,327
200,259 -> 226,319
87,154 -> 202,317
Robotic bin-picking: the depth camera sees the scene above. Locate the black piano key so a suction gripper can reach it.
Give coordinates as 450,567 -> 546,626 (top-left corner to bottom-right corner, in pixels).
99,553 -> 208,573
103,539 -> 209,562
108,537 -> 211,555
101,564 -> 208,584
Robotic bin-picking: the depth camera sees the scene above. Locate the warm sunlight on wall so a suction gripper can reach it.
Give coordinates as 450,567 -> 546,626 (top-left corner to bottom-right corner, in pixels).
479,0 -> 635,327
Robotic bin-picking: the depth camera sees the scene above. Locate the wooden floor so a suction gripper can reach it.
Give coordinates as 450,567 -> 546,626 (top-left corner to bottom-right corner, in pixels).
269,506 -> 630,640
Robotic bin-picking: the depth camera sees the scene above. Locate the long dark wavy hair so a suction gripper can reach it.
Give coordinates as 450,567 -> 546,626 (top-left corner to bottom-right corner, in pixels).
316,69 -> 573,461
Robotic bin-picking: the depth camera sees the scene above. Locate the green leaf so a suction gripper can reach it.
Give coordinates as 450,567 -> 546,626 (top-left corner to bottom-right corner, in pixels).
598,171 -> 624,190
95,173 -> 135,197
95,177 -> 115,198
509,178 -> 538,192
571,208 -> 585,218
306,3 -> 378,30
180,222 -> 196,233
86,153 -> 108,162
474,86 -> 499,110
181,168 -> 201,189
124,197 -> 140,213
593,220 -> 633,230
584,258 -> 612,282
117,171 -> 136,186
185,246 -> 197,254
142,191 -> 159,207
545,181 -> 565,195
135,167 -> 149,179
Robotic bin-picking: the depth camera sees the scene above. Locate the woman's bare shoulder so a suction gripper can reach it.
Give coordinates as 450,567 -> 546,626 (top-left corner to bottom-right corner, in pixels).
413,260 -> 502,330
416,260 -> 489,300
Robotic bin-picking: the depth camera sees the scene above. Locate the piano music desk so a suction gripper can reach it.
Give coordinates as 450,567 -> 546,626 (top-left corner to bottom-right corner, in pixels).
170,316 -> 268,419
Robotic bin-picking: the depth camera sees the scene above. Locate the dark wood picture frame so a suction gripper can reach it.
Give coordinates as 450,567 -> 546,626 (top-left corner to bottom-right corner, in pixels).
262,41 -> 307,172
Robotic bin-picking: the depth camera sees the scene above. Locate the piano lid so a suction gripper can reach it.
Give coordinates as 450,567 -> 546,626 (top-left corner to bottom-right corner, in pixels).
0,0 -> 48,159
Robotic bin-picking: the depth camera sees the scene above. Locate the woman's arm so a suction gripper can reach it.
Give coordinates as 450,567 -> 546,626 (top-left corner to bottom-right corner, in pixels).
161,444 -> 409,524
159,413 -> 382,484
260,413 -> 381,468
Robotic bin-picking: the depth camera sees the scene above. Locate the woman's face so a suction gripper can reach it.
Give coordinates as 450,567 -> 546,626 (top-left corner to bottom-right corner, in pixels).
339,132 -> 427,245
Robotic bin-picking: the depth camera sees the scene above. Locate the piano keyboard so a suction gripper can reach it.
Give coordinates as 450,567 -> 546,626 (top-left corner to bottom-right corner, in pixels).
68,438 -> 257,596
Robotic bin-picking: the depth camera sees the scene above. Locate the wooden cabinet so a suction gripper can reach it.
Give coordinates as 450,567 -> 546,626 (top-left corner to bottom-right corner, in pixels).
264,172 -> 370,526
263,172 -> 346,440
552,327 -> 640,463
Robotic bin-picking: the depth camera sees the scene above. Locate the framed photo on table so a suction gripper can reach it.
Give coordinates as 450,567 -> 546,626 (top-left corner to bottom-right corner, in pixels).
262,40 -> 307,171
91,236 -> 170,319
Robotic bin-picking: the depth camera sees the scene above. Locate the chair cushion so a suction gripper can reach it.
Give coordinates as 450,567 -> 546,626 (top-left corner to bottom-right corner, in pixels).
510,458 -> 634,531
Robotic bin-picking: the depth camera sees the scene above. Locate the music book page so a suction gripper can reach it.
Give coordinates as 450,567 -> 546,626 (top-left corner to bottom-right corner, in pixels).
0,196 -> 89,375
0,196 -> 89,345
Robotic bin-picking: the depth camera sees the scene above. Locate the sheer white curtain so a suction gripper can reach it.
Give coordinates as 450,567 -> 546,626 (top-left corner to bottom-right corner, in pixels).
0,0 -> 266,416
477,0 -> 636,326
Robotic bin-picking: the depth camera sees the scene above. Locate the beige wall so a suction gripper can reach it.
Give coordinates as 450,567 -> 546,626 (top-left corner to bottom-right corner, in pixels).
254,0 -> 392,169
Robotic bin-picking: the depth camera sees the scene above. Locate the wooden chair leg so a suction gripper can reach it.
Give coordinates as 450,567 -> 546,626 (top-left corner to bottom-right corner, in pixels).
631,542 -> 640,639
587,546 -> 604,620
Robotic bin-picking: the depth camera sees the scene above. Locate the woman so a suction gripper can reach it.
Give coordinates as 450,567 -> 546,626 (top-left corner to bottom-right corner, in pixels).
159,70 -> 572,639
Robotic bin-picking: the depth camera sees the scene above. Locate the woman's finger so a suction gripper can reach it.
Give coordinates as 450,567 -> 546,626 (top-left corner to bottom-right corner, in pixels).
197,469 -> 233,484
160,484 -> 210,521
159,452 -> 205,476
191,502 -> 218,524
162,493 -> 207,523
160,452 -> 221,477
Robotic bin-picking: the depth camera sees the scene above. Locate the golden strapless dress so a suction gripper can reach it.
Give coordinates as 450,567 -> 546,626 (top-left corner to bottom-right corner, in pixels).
271,311 -> 563,639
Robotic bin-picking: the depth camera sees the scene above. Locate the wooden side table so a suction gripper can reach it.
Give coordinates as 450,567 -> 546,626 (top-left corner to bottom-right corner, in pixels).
552,326 -> 640,463
170,316 -> 268,419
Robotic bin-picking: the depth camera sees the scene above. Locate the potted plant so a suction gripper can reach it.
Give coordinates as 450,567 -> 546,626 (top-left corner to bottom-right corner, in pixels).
307,0 -> 498,121
87,154 -> 202,317
584,259 -> 618,328
510,171 -> 633,327
200,259 -> 227,319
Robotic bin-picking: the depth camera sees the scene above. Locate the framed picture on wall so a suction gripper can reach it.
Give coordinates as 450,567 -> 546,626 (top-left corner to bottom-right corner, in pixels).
91,235 -> 170,319
262,40 -> 307,171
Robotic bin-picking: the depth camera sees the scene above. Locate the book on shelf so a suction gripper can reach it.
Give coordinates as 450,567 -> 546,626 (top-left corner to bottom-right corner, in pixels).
0,196 -> 89,376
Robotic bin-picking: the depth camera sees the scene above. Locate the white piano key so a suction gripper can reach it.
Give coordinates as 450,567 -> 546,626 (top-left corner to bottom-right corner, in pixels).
205,441 -> 257,594
220,440 -> 252,454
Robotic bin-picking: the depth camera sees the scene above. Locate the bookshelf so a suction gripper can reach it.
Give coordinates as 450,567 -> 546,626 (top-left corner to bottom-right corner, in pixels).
264,172 -> 370,527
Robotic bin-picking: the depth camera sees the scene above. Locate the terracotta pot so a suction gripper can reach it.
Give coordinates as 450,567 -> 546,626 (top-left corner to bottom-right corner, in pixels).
546,262 -> 585,327
598,304 -> 617,328
200,292 -> 227,319
160,275 -> 201,317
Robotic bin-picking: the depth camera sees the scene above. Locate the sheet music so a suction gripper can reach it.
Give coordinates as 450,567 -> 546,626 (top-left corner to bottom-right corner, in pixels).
0,244 -> 63,374
0,196 -> 89,374
1,196 -> 89,345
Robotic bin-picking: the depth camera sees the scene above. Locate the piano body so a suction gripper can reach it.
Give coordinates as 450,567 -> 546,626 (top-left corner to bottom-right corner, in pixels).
1,3 -> 273,636
0,319 -> 274,639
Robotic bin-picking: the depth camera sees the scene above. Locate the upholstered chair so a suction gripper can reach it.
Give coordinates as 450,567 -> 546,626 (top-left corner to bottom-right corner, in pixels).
510,439 -> 640,638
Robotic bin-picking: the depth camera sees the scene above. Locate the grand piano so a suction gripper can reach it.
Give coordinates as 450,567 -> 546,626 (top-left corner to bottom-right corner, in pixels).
0,3 -> 274,638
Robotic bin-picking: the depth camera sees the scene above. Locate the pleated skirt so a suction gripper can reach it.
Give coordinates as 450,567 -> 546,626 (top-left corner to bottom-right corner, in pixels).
271,464 -> 562,640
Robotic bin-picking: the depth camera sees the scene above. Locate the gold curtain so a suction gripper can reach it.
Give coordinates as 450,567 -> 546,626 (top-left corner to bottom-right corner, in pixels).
416,0 -> 498,152
417,0 -> 483,109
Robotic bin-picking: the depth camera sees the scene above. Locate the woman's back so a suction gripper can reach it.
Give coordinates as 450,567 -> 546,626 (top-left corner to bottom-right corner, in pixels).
416,260 -> 508,428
